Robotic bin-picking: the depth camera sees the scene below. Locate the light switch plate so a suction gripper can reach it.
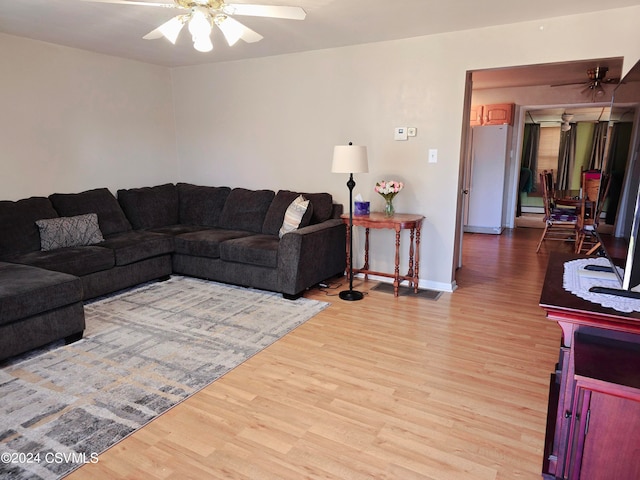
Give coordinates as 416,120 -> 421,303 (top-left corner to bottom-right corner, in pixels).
428,149 -> 438,163
408,127 -> 417,137
394,127 -> 408,141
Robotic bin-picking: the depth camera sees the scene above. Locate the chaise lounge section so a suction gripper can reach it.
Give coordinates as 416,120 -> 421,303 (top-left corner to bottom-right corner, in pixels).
0,182 -> 345,361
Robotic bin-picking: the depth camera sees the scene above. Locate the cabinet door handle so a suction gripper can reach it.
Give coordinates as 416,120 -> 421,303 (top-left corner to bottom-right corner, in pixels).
585,409 -> 591,434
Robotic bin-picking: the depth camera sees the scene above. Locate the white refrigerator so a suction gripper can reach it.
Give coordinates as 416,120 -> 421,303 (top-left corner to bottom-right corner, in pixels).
464,124 -> 511,234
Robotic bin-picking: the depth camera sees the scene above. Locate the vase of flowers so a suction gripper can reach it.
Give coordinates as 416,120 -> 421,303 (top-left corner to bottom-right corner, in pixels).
374,180 -> 404,217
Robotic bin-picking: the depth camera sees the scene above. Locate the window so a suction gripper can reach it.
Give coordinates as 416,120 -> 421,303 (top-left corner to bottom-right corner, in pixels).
537,126 -> 561,178
527,126 -> 561,195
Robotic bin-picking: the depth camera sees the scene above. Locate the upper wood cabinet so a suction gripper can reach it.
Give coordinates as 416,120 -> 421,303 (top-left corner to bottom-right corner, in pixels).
470,103 -> 514,126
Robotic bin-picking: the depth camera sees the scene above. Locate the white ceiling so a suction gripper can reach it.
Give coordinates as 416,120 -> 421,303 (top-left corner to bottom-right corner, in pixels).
1,0 -> 639,70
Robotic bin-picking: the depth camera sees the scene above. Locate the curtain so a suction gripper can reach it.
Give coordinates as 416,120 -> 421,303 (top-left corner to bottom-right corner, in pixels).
557,125 -> 576,191
605,122 -> 633,224
589,121 -> 609,170
606,123 -> 619,175
520,123 -> 540,192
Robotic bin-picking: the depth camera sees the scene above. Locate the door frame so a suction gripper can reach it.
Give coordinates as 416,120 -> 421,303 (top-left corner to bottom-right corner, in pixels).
453,71 -> 474,274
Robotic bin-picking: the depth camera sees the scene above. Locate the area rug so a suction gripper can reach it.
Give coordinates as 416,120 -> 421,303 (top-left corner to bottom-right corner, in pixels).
0,276 -> 328,480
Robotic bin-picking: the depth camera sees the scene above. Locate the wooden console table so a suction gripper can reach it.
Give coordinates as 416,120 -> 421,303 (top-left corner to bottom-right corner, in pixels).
340,212 -> 424,296
539,252 -> 640,479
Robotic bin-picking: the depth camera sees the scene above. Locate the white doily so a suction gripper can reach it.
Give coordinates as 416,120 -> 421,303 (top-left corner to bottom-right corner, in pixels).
563,258 -> 640,313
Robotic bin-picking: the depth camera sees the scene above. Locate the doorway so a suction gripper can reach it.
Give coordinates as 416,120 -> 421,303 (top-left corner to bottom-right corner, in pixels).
454,58 -> 624,275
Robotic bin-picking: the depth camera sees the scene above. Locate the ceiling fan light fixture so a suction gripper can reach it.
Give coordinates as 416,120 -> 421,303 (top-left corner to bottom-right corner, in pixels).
560,113 -> 573,132
187,7 -> 213,52
100,0 -> 307,54
193,35 -> 213,52
188,7 -> 212,40
215,15 -> 242,46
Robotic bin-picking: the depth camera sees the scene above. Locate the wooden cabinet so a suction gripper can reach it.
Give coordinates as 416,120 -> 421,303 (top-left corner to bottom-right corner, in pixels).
470,104 -> 484,126
470,103 -> 514,126
564,334 -> 640,480
568,388 -> 640,479
540,253 -> 640,480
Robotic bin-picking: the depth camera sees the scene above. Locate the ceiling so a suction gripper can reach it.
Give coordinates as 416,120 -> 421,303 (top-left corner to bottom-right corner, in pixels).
1,0 -> 639,69
471,58 -> 624,91
473,57 -> 626,124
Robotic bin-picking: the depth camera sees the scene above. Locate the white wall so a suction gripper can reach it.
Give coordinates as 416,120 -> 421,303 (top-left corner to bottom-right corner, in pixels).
0,33 -> 177,200
173,6 -> 640,291
2,7 -> 640,291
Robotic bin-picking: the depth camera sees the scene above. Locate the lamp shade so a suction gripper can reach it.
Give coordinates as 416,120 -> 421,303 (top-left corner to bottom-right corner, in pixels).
331,144 -> 369,174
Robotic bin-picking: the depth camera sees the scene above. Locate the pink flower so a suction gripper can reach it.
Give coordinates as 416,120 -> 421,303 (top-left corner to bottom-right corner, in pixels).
374,180 -> 404,198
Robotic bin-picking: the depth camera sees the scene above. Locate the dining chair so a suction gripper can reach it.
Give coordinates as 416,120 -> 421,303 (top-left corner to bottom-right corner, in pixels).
536,170 -> 578,253
575,170 -> 610,254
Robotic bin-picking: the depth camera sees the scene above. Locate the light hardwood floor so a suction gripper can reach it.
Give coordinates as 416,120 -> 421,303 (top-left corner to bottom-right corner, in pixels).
68,228 -> 568,480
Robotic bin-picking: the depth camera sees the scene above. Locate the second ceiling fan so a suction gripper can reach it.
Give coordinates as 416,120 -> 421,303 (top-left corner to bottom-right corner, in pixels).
552,66 -> 620,101
82,0 -> 306,53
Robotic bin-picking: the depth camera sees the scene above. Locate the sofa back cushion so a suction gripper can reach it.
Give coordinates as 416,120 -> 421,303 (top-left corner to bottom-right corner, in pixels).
49,188 -> 132,236
117,183 -> 179,230
0,197 -> 59,257
262,190 -> 314,236
177,183 -> 231,227
219,188 -> 275,233
304,192 -> 334,224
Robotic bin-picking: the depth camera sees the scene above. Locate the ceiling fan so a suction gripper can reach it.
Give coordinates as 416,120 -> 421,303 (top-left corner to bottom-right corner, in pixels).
81,0 -> 306,53
552,66 -> 620,101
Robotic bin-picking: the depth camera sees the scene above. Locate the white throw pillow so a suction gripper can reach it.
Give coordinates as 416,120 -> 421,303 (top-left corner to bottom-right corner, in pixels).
279,195 -> 310,238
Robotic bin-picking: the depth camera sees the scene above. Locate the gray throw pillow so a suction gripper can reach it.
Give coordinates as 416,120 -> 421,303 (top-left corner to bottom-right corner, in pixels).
36,213 -> 104,251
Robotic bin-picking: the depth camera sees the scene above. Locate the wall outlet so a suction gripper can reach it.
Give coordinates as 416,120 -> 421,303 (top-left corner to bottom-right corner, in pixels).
408,127 -> 417,137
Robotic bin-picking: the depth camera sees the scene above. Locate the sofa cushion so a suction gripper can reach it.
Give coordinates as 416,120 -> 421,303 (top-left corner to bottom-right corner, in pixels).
304,192 -> 334,224
118,183 -> 179,230
0,197 -> 59,257
174,229 -> 254,259
100,231 -> 174,266
49,188 -> 132,236
220,235 -> 279,268
6,246 -> 114,277
0,262 -> 83,326
36,214 -> 104,251
177,183 -> 231,227
149,224 -> 209,236
219,188 -> 275,234
262,190 -> 313,236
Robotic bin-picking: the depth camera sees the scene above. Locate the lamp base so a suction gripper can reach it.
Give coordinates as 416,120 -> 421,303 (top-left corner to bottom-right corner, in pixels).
338,289 -> 364,301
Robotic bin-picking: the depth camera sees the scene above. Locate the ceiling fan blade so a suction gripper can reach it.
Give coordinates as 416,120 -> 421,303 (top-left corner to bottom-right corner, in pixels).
143,15 -> 185,42
223,4 -> 306,20
217,17 -> 263,44
550,80 -> 587,87
79,0 -> 177,8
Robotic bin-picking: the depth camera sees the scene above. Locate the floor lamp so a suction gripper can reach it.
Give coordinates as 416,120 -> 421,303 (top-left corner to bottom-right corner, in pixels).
332,142 -> 369,301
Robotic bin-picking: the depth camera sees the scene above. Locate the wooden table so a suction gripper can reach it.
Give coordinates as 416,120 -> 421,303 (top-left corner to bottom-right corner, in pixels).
340,212 -> 425,296
554,190 -> 594,212
539,253 -> 640,479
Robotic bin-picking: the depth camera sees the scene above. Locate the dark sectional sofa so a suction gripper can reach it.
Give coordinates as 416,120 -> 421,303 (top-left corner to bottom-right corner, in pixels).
0,183 -> 346,361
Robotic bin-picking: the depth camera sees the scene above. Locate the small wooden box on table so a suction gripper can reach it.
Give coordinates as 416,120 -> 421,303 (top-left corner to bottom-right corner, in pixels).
340,212 -> 424,297
539,253 -> 640,479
